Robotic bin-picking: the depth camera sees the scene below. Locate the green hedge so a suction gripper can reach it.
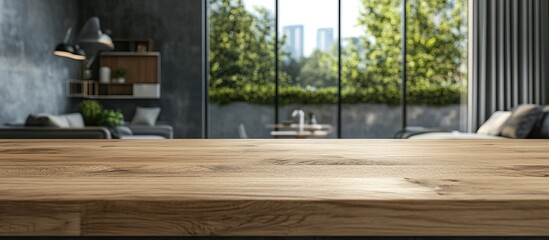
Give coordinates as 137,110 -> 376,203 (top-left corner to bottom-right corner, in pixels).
210,85 -> 463,106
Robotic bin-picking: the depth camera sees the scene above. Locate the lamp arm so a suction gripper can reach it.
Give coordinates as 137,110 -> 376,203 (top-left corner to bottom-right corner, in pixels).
85,55 -> 96,69
63,27 -> 73,44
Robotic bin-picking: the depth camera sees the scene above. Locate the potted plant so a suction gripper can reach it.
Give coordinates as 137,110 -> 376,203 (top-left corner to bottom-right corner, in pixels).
112,68 -> 126,84
96,109 -> 124,127
78,100 -> 124,127
78,100 -> 103,125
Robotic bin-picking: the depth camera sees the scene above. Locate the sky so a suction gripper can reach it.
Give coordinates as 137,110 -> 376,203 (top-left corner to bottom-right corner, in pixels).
243,0 -> 363,56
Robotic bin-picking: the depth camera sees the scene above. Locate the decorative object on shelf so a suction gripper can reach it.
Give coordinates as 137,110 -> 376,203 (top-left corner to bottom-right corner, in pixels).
136,43 -> 148,52
111,79 -> 125,84
68,80 -> 99,98
100,67 -> 111,84
112,68 -> 126,84
53,27 -> 86,60
78,100 -> 103,125
82,69 -> 93,80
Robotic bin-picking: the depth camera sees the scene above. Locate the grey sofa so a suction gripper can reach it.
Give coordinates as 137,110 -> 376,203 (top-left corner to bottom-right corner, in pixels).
0,126 -> 112,139
402,104 -> 549,139
0,112 -> 174,139
0,125 -> 174,139
126,124 -> 173,139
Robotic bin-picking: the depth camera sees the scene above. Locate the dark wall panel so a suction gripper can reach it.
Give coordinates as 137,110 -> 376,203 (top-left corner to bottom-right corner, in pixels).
470,0 -> 549,131
0,0 -> 79,124
78,0 -> 204,138
544,0 -> 549,104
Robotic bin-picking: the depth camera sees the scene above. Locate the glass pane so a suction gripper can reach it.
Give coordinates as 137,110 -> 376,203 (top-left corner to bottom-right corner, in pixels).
208,0 -> 276,138
278,0 -> 339,138
406,0 -> 468,132
341,0 -> 403,138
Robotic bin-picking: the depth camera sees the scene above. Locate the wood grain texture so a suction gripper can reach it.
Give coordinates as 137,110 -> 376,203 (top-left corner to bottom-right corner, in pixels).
1,140 -> 549,236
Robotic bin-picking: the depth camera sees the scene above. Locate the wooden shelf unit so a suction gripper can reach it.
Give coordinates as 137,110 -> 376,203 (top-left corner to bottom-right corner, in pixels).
67,80 -> 99,98
68,52 -> 161,99
100,52 -> 161,85
98,83 -> 133,96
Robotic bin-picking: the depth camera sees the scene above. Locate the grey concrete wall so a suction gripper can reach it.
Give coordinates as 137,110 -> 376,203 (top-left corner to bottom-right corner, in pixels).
0,0 -> 80,124
77,0 -> 204,138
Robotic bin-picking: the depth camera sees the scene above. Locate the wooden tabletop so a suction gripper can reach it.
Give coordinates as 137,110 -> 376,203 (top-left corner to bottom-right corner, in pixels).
1,140 -> 549,236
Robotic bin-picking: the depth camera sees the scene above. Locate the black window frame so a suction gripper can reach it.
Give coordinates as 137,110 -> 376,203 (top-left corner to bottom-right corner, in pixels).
203,0 -> 469,139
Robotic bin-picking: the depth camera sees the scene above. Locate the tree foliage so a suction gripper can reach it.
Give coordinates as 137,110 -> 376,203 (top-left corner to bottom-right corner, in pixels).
208,0 -> 467,105
209,0 -> 277,89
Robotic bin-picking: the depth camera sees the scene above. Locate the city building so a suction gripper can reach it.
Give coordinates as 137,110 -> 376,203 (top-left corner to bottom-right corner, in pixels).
316,28 -> 334,52
283,25 -> 304,59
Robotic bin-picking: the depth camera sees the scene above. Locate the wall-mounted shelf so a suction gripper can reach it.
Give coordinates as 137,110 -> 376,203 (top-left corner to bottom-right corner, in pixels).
68,81 -> 161,99
112,39 -> 155,52
68,52 -> 161,99
68,80 -> 99,98
100,52 -> 161,84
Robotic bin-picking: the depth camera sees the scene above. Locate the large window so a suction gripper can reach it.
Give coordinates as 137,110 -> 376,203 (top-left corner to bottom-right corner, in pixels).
207,0 -> 468,138
208,0 -> 276,138
406,0 -> 468,132
340,0 -> 403,138
278,0 -> 339,138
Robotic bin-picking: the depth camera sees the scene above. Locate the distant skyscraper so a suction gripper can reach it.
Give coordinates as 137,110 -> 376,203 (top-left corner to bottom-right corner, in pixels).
316,28 -> 334,52
283,25 -> 304,59
341,37 -> 359,48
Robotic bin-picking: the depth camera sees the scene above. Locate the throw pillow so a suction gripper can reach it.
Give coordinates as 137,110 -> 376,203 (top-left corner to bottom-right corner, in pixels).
476,111 -> 512,136
500,104 -> 543,139
47,115 -> 71,128
62,113 -> 85,127
131,107 -> 161,126
25,114 -> 50,127
25,114 -> 70,128
528,106 -> 549,139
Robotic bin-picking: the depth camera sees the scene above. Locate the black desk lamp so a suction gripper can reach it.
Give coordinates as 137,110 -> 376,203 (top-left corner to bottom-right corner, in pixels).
54,27 -> 86,60
54,17 -> 114,79
54,17 -> 114,61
